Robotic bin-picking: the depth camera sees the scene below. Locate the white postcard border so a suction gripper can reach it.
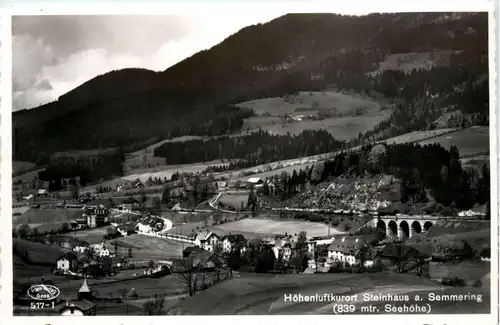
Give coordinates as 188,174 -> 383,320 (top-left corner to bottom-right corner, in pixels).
0,1 -> 498,324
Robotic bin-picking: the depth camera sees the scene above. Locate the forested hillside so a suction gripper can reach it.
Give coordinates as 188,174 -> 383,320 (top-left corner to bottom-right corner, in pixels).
13,12 -> 489,181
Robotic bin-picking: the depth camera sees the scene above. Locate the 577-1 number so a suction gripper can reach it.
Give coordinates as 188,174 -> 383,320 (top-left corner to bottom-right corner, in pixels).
30,302 -> 54,309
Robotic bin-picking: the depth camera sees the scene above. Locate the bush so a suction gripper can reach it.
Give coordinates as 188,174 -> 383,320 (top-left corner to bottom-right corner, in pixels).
441,276 -> 466,287
472,279 -> 482,288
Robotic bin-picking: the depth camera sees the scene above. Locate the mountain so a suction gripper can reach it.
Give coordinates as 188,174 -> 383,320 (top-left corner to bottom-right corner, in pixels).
13,12 -> 488,164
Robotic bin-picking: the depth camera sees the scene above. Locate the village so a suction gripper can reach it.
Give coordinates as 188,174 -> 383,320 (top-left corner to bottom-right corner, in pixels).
12,170 -> 491,315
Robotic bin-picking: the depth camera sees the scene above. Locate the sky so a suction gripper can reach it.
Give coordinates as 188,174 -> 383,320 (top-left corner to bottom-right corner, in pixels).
12,14 -> 287,111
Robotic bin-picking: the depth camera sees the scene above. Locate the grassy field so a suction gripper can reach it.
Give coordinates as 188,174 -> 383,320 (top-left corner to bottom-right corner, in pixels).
122,160 -> 227,182
13,161 -> 37,176
419,126 -> 489,157
61,227 -> 108,244
242,109 -> 392,141
236,91 -> 383,116
13,238 -> 64,266
12,168 -> 45,184
13,208 -> 84,225
125,134 -> 250,173
211,218 -> 341,238
218,193 -> 249,209
109,234 -> 185,260
429,260 -> 490,284
367,51 -> 453,77
382,128 -> 458,145
235,162 -> 317,182
169,272 -> 489,315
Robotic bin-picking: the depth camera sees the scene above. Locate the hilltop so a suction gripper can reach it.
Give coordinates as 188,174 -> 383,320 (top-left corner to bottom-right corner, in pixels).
13,12 -> 488,166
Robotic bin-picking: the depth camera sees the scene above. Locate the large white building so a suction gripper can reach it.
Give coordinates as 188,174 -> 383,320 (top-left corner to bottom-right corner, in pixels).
327,236 -> 364,266
194,231 -> 220,252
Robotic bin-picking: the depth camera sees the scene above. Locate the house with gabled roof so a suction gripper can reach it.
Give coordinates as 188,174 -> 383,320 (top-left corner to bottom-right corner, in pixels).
116,223 -> 137,236
60,299 -> 96,316
57,252 -> 78,273
246,177 -> 264,188
194,230 -> 220,252
222,234 -> 246,253
327,236 -> 367,265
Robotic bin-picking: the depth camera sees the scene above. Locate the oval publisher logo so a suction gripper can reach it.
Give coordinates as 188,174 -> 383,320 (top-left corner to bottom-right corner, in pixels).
27,284 -> 60,301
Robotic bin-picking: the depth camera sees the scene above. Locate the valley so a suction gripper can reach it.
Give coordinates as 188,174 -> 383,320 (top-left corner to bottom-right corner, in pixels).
11,11 -> 491,317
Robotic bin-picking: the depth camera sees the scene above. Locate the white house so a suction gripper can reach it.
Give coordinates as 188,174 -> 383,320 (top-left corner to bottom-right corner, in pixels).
37,189 -> 49,197
194,231 -> 220,252
117,204 -> 133,212
222,234 -> 246,253
136,222 -> 152,233
57,257 -> 71,272
91,242 -> 111,258
73,243 -> 89,253
327,236 -> 363,266
99,247 -> 110,258
247,177 -> 264,188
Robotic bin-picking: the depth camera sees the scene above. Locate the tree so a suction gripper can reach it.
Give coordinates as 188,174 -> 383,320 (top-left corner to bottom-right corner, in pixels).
161,185 -> 170,205
213,243 -> 224,283
147,260 -> 155,270
61,222 -> 70,233
17,224 -> 31,238
176,255 -> 200,296
85,246 -> 96,263
247,186 -> 256,208
143,294 -> 165,315
255,247 -> 276,273
128,248 -> 133,258
296,231 -> 308,251
356,244 -> 370,272
262,182 -> 270,195
70,183 -> 80,200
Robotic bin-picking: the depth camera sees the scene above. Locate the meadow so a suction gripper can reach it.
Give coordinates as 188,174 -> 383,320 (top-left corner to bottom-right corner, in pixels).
235,91 -> 383,116
169,272 -> 489,315
110,234 -> 186,260
367,51 -> 453,77
122,160 -> 228,182
242,109 -> 392,141
210,218 -> 340,238
13,208 -> 83,225
419,126 -> 489,157
13,238 -> 64,266
218,193 -> 249,209
61,227 -> 108,244
382,128 -> 458,145
12,161 -> 37,176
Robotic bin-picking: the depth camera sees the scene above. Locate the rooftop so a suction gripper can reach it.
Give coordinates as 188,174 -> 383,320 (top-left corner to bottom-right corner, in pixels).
222,234 -> 246,243
78,278 -> 91,293
327,236 -> 365,255
61,299 -> 95,312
